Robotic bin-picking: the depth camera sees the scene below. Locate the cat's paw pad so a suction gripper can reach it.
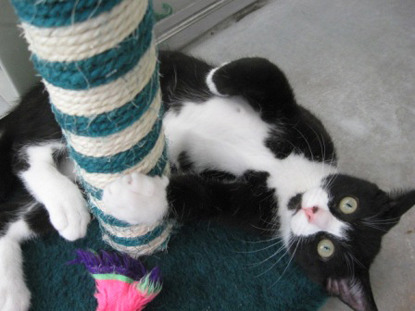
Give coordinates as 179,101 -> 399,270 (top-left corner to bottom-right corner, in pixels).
0,280 -> 31,311
103,173 -> 169,225
45,183 -> 90,241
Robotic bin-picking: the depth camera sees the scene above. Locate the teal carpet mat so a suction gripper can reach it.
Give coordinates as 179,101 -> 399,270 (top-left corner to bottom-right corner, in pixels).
23,220 -> 327,310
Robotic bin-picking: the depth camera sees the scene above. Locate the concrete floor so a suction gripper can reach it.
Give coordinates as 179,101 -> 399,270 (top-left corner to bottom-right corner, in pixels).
184,0 -> 415,310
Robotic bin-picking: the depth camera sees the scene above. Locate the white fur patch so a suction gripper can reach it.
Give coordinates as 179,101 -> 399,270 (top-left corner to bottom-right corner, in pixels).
265,155 -> 339,247
290,187 -> 348,239
164,96 -> 274,174
19,142 -> 90,241
0,220 -> 33,311
103,172 -> 169,225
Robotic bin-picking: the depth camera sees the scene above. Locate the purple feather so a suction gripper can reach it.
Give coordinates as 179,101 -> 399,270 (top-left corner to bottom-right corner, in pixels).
69,249 -> 149,280
148,266 -> 162,284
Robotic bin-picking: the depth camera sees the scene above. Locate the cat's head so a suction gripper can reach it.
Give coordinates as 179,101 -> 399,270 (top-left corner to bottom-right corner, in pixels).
286,174 -> 415,311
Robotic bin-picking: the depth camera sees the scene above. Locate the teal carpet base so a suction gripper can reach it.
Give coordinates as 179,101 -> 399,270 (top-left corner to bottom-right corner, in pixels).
23,220 -> 327,310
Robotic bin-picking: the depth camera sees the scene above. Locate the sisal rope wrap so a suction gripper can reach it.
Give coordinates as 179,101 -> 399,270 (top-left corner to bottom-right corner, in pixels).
11,0 -> 173,257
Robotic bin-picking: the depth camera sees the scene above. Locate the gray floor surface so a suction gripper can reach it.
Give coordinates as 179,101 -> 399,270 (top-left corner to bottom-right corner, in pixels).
184,0 -> 415,310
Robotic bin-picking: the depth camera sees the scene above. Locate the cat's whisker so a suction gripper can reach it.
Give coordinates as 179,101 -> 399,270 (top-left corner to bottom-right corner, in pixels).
259,214 -> 280,228
292,126 -> 316,163
254,236 -> 297,278
235,234 -> 282,245
235,239 -> 283,255
250,223 -> 278,233
249,242 -> 290,269
305,122 -> 327,164
363,216 -> 401,224
269,236 -> 302,287
249,215 -> 280,233
344,253 -> 355,277
361,215 -> 402,231
286,133 -> 329,192
255,248 -> 289,278
326,164 -> 338,182
360,221 -> 388,232
363,219 -> 399,225
237,238 -> 280,245
347,252 -> 366,270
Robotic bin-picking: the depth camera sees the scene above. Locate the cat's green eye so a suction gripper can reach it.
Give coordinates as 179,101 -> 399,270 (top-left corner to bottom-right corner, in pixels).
317,239 -> 335,259
339,196 -> 358,214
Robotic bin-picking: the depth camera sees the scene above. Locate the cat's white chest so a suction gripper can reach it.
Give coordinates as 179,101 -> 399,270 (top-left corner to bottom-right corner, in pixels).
163,96 -> 276,174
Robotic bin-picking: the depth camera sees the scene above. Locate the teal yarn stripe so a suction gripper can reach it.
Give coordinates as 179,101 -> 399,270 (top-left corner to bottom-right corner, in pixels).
68,118 -> 163,174
10,0 -> 123,28
53,69 -> 159,137
83,183 -> 104,201
81,146 -> 169,200
148,145 -> 169,176
90,203 -> 130,227
31,5 -> 154,90
100,223 -> 169,247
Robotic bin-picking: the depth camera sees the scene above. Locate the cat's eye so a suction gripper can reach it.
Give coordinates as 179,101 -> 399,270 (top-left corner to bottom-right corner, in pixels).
317,239 -> 335,259
338,196 -> 358,214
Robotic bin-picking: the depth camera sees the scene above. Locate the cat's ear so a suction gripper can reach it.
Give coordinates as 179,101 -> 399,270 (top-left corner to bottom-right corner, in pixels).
326,272 -> 378,311
382,189 -> 415,230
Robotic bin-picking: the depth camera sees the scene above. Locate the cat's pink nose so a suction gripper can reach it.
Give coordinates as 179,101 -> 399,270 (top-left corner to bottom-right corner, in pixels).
303,206 -> 319,222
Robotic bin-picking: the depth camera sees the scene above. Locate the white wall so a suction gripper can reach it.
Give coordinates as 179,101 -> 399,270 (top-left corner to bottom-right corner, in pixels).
0,0 -> 39,116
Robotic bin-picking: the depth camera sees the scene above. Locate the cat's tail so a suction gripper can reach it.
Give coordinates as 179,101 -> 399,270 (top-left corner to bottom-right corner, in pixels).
0,114 -> 18,202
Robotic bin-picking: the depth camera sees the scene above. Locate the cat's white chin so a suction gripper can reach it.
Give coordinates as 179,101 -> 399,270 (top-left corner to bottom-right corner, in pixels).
290,207 -> 349,239
290,212 -> 325,237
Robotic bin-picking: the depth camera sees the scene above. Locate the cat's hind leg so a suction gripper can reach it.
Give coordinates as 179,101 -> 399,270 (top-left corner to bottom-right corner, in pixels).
0,199 -> 50,311
103,171 -> 276,231
17,141 -> 90,241
206,58 -> 298,122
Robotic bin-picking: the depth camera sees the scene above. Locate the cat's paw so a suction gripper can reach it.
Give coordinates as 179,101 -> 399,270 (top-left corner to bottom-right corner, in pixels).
103,173 -> 169,225
206,58 -> 277,97
0,279 -> 31,311
44,182 -> 90,241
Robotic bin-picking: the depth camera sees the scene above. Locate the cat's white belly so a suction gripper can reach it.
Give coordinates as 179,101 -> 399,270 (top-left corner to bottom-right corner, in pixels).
164,96 -> 275,174
164,96 -> 335,189
164,96 -> 338,245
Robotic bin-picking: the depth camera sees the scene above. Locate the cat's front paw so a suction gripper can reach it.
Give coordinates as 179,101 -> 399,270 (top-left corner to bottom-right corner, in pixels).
103,173 -> 169,225
0,279 -> 30,311
44,182 -> 90,241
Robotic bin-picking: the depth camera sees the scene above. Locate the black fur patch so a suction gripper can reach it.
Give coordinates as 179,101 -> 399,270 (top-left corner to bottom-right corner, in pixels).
0,202 -> 21,237
177,151 -> 193,171
288,193 -> 302,211
200,170 -> 236,181
25,204 -> 54,236
211,57 -> 297,123
167,169 -> 277,235
159,51 -> 213,107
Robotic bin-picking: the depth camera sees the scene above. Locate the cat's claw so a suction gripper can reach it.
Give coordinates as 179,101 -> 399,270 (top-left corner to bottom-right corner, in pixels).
45,183 -> 90,241
103,172 -> 169,225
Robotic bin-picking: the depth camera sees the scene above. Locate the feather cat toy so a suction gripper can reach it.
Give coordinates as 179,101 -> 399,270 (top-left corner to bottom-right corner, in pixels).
71,250 -> 162,311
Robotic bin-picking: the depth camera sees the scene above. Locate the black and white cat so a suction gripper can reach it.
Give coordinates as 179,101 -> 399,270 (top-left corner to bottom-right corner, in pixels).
0,51 -> 414,311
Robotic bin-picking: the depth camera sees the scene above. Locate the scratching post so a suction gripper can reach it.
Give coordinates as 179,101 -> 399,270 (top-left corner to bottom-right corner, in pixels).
11,0 -> 172,257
